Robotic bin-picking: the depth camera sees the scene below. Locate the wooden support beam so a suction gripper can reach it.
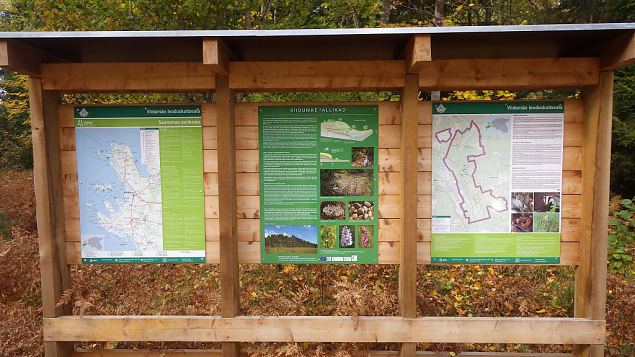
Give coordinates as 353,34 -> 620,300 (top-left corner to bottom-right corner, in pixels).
405,35 -> 432,73
0,40 -> 57,75
28,77 -> 72,357
41,63 -> 217,92
400,73 -> 419,357
418,58 -> 599,90
44,316 -> 604,345
215,75 -> 241,357
229,60 -> 405,91
574,72 -> 613,357
599,31 -> 635,70
203,38 -> 233,74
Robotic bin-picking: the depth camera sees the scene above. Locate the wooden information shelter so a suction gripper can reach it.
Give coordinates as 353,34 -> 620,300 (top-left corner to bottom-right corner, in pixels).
1,24 -> 634,357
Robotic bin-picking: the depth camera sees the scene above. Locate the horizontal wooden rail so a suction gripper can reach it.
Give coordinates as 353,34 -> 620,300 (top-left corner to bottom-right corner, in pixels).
229,60 -> 406,90
73,350 -> 575,357
418,58 -> 599,90
41,63 -> 218,92
45,316 -> 604,345
40,58 -> 599,92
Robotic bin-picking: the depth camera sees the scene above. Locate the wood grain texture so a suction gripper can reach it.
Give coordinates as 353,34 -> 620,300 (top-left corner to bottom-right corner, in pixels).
599,32 -> 635,70
400,74 -> 419,323
29,78 -> 73,356
0,40 -> 46,75
44,315 -> 604,345
41,63 -> 217,92
574,72 -> 613,357
202,38 -> 230,74
405,35 -> 432,73
418,58 -> 599,90
229,61 -> 405,91
215,75 -> 241,357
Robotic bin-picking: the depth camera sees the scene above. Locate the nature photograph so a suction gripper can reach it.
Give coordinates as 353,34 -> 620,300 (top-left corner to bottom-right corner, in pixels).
339,225 -> 355,248
319,225 -> 337,249
357,225 -> 374,248
511,192 -> 534,212
511,213 -> 533,233
349,200 -> 374,220
320,200 -> 346,220
534,192 -> 561,212
533,212 -> 560,233
264,225 -> 318,254
351,147 -> 374,167
320,169 -> 373,196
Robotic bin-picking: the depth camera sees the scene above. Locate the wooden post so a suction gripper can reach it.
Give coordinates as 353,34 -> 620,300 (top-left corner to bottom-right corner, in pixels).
215,75 -> 241,357
574,71 -> 614,357
28,77 -> 73,357
399,73 -> 419,357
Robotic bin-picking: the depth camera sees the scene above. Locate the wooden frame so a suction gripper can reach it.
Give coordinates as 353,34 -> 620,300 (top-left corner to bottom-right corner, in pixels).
7,27 -> 631,357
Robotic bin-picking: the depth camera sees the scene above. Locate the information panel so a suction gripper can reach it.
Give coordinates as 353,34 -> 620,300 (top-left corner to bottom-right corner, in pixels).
431,102 -> 563,264
75,105 -> 205,263
259,105 -> 379,264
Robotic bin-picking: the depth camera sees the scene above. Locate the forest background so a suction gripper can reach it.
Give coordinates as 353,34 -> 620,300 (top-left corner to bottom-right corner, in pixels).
0,1 -> 633,356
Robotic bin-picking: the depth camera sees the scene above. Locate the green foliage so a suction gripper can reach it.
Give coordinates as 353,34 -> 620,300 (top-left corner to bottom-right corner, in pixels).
608,197 -> 635,276
0,0 -> 388,32
62,92 -> 212,106
244,91 -> 397,103
533,213 -> 559,233
0,71 -> 32,170
319,225 -> 337,248
443,90 -> 517,101
611,66 -> 635,197
0,0 -> 632,200
0,211 -> 12,240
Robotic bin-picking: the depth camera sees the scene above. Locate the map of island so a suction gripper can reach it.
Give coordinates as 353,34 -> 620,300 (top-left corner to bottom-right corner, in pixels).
96,138 -> 163,251
75,105 -> 205,264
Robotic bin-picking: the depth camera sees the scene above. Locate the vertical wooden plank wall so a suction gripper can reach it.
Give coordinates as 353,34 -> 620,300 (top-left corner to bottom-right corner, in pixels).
28,77 -> 72,357
574,72 -> 614,357
215,75 -> 241,357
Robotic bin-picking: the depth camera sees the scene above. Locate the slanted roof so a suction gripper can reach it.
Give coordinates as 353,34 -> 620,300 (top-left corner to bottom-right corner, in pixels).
0,23 -> 633,63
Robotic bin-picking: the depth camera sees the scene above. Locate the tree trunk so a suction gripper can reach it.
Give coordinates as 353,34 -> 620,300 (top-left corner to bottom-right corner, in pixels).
484,0 -> 493,25
382,0 -> 390,24
433,0 -> 444,26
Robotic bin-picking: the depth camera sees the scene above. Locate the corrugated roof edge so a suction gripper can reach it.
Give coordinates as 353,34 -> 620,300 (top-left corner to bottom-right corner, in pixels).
0,23 -> 633,39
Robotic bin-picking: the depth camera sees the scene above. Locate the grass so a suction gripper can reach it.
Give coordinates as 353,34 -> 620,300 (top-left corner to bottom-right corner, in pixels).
533,212 -> 560,232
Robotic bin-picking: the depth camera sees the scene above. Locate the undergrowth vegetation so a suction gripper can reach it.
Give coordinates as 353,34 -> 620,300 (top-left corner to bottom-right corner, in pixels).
0,170 -> 633,356
608,197 -> 635,276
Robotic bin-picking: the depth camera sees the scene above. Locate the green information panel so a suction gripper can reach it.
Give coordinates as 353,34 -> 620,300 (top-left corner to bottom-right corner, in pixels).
74,105 -> 205,263
259,105 -> 379,264
431,102 -> 563,264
